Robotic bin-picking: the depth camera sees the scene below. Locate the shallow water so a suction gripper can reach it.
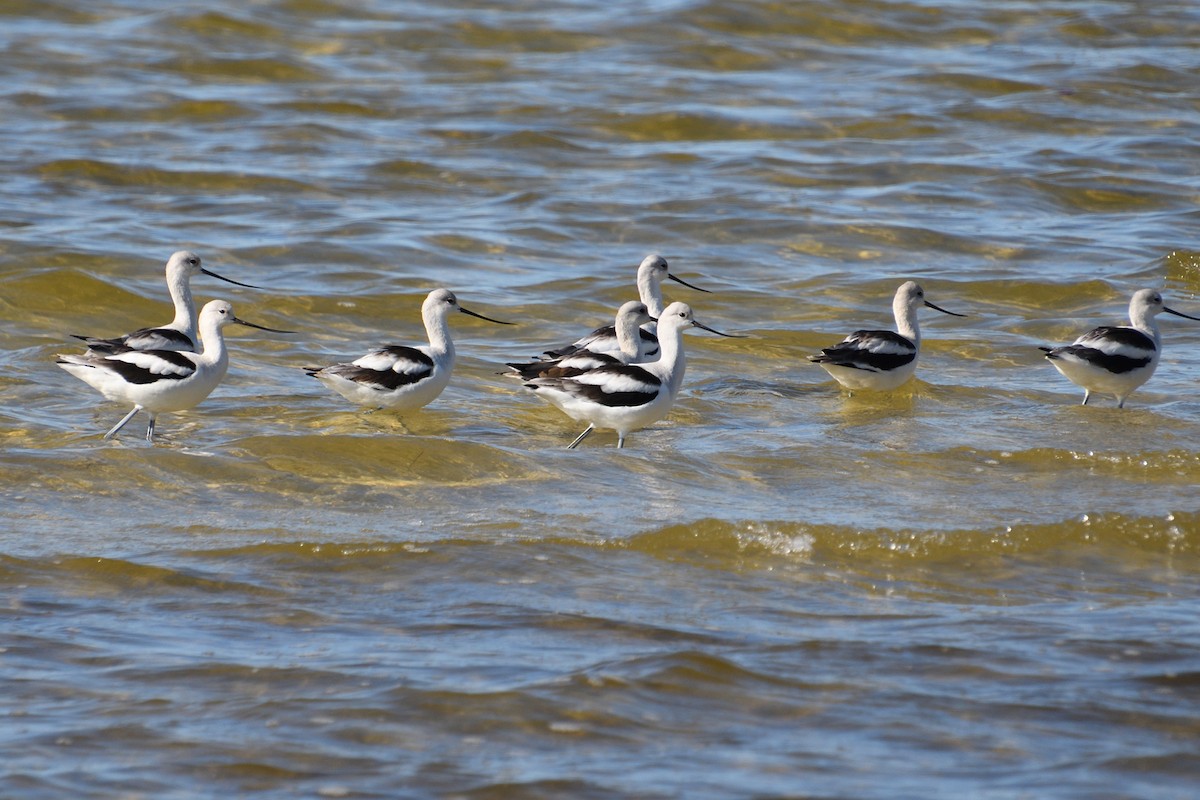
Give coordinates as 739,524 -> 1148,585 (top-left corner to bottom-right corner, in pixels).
4,1 -> 1200,798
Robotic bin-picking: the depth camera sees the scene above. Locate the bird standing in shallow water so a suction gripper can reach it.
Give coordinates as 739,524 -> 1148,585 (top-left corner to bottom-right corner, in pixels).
539,254 -> 709,362
306,289 -> 512,412
523,301 -> 742,449
72,250 -> 261,353
57,300 -> 292,442
810,281 -> 964,392
1040,288 -> 1200,408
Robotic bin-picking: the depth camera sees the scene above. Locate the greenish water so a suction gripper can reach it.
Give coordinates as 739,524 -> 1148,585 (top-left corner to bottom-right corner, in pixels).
3,1 -> 1200,798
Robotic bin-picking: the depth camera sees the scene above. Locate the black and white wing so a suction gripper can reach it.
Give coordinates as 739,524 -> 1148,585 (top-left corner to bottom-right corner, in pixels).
1042,326 -> 1155,374
73,326 -> 196,353
810,329 -> 917,373
532,364 -> 663,408
63,348 -> 199,384
507,350 -> 623,381
540,325 -> 659,361
307,345 -> 435,390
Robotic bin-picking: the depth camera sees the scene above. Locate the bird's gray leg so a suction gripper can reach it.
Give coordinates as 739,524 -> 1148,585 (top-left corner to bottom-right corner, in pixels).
567,425 -> 595,449
104,406 -> 142,440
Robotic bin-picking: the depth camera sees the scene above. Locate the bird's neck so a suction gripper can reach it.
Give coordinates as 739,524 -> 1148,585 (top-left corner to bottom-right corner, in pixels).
638,274 -> 665,318
653,322 -> 687,396
1128,310 -> 1161,346
193,322 -> 229,369
895,302 -> 920,345
424,313 -> 454,358
615,316 -> 643,358
167,275 -> 197,339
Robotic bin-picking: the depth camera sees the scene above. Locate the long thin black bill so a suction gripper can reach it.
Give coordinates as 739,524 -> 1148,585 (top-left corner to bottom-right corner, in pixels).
232,316 -> 296,333
925,300 -> 966,317
203,267 -> 263,290
461,306 -> 514,325
1165,306 -> 1200,321
694,320 -> 748,338
668,273 -> 712,293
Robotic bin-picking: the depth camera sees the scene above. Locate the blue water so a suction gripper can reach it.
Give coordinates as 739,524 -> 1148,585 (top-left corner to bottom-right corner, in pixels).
3,1 -> 1200,798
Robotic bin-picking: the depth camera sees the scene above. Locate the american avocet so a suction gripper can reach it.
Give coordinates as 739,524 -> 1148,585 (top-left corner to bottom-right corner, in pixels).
57,300 -> 292,442
1040,288 -> 1200,408
507,300 -> 655,381
73,250 -> 260,353
523,302 -> 740,448
540,254 -> 709,361
306,289 -> 512,412
809,281 -> 965,392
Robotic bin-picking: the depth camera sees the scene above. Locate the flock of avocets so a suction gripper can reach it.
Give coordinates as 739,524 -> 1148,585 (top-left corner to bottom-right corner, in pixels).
56,251 -> 1200,447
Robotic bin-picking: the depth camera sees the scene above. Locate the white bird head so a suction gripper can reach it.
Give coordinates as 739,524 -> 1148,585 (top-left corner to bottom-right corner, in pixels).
617,300 -> 656,327
423,288 -> 512,325
637,254 -> 710,295
895,280 -> 964,318
199,299 -> 293,333
166,249 -> 261,289
658,302 -> 741,337
1129,288 -> 1200,330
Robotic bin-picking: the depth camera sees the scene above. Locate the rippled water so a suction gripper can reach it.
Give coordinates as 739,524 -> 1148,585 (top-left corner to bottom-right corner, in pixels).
4,1 -> 1200,797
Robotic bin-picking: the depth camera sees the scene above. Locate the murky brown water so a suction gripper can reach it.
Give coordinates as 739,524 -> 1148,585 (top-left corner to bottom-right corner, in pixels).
4,1 -> 1200,797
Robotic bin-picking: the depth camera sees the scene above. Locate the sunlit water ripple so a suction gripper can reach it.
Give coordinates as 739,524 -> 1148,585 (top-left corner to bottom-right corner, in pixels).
3,1 -> 1200,798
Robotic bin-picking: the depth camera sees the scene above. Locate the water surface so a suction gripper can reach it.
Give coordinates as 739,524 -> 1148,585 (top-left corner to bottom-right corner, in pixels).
3,1 -> 1200,797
